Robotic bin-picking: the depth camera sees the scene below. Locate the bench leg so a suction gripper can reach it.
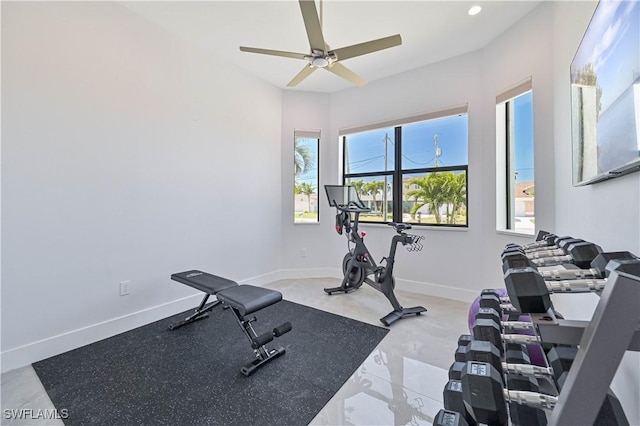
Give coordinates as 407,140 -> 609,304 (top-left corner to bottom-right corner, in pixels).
227,307 -> 289,376
169,294 -> 220,330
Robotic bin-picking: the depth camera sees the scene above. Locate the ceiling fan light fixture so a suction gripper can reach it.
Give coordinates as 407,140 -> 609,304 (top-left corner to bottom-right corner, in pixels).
468,5 -> 482,16
311,56 -> 329,68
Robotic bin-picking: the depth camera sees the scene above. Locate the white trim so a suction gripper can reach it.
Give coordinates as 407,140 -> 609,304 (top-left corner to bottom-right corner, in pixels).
339,104 -> 468,136
0,293 -> 203,373
294,129 -> 321,139
496,77 -> 533,104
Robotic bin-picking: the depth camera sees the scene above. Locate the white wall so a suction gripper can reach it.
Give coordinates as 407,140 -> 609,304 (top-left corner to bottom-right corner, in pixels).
322,3 -> 557,298
1,2 -> 282,370
280,91 -> 343,277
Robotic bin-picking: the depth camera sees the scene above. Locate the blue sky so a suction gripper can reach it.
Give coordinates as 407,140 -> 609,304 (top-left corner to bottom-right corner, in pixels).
513,92 -> 534,182
345,114 -> 469,174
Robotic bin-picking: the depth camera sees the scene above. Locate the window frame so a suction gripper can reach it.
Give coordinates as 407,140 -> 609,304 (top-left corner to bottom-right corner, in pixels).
496,78 -> 535,235
294,130 -> 320,225
340,106 -> 469,228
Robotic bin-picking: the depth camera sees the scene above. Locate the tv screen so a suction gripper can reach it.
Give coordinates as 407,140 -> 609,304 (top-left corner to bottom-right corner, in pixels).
570,0 -> 640,186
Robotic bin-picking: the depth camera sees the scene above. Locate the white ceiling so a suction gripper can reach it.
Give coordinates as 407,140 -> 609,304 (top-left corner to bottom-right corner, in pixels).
121,1 -> 543,93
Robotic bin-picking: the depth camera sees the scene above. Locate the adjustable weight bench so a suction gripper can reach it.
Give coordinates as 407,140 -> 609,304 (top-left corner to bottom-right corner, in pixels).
170,270 -> 292,376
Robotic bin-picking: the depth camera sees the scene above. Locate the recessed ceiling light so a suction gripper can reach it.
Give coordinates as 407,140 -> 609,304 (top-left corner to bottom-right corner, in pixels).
468,5 -> 482,16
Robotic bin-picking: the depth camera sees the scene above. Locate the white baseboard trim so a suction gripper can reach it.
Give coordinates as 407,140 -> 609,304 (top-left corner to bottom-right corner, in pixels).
1,269 -> 474,373
1,293 -> 205,373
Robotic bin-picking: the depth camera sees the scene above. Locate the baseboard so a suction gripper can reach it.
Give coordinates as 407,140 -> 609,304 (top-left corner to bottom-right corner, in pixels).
0,293 -> 206,373
276,267 -> 342,280
1,268 -> 473,373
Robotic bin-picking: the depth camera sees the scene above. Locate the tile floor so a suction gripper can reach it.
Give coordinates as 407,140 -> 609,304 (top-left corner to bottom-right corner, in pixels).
1,277 -> 471,425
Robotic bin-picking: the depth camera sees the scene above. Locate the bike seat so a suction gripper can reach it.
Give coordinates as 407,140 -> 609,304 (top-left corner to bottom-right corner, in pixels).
388,222 -> 412,232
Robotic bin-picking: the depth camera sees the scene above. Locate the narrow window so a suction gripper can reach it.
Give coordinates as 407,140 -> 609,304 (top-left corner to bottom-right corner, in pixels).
294,130 -> 320,224
497,80 -> 534,234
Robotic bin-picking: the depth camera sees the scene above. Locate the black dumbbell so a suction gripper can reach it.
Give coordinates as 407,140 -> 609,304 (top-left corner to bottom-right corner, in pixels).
502,237 -> 583,261
504,252 -> 638,314
506,235 -> 579,255
443,379 -> 477,426
447,372 -> 548,426
433,409 -> 469,426
506,373 -> 549,426
478,292 -> 520,316
456,338 -> 553,381
502,240 -> 602,272
472,316 -> 542,354
460,361 -> 557,425
537,251 -> 636,281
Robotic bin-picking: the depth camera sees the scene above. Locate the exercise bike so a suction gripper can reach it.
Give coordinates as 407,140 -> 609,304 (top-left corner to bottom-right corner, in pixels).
324,185 -> 428,326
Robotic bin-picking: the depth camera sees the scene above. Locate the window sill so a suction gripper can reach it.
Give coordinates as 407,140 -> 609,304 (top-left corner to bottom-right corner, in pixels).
359,223 -> 469,232
496,229 -> 535,238
294,221 -> 321,226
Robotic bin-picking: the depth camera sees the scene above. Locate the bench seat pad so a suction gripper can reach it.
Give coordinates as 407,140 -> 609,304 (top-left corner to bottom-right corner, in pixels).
171,270 -> 238,295
217,285 -> 282,316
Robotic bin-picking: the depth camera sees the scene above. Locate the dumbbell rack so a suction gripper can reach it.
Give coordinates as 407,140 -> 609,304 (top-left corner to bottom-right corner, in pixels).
537,261 -> 640,425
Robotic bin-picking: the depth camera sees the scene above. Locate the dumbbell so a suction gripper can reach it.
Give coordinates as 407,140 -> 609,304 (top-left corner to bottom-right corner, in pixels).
504,253 -> 638,314
502,237 -> 583,264
460,361 -> 557,425
505,235 -> 580,255
477,291 -> 520,315
456,338 -> 553,381
535,251 -> 636,281
503,240 -> 603,270
433,409 -> 469,426
450,337 -> 552,425
445,374 -> 547,426
449,345 -> 532,380
513,232 -> 558,250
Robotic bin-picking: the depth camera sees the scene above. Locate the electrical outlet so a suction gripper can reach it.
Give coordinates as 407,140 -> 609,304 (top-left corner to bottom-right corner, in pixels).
120,280 -> 131,296
301,248 -> 307,258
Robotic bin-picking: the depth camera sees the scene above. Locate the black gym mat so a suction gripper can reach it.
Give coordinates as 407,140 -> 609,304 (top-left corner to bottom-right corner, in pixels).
33,300 -> 389,426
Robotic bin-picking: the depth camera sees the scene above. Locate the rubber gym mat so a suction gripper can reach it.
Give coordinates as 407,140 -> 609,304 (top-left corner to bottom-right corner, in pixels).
33,300 -> 389,426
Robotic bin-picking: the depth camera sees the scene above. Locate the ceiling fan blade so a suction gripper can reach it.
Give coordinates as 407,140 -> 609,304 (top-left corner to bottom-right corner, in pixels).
324,62 -> 366,87
239,46 -> 307,60
332,34 -> 402,61
299,0 -> 326,52
287,64 -> 318,87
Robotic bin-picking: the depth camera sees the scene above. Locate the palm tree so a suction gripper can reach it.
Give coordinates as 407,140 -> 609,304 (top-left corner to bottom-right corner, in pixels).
448,172 -> 467,224
406,174 -> 448,223
350,179 -> 366,199
298,182 -> 315,212
294,139 -> 314,178
363,180 -> 385,212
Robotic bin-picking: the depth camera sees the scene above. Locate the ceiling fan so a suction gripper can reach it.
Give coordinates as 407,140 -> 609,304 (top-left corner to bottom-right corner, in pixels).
239,0 -> 402,87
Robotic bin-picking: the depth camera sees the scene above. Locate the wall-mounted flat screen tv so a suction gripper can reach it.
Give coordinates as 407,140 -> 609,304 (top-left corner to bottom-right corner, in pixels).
571,0 -> 640,186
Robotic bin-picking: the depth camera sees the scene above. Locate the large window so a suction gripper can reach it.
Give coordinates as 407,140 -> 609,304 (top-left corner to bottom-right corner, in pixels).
342,106 -> 468,226
294,130 -> 319,224
496,79 -> 535,234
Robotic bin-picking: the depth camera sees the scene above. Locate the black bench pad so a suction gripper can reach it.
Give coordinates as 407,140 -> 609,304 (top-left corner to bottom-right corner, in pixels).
217,285 -> 282,316
171,270 -> 238,295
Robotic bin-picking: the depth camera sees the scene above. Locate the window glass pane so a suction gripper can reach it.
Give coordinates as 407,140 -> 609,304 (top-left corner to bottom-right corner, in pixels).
345,176 -> 393,223
294,137 -> 319,223
508,91 -> 534,234
403,170 -> 467,225
344,127 -> 395,174
402,115 -> 468,169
